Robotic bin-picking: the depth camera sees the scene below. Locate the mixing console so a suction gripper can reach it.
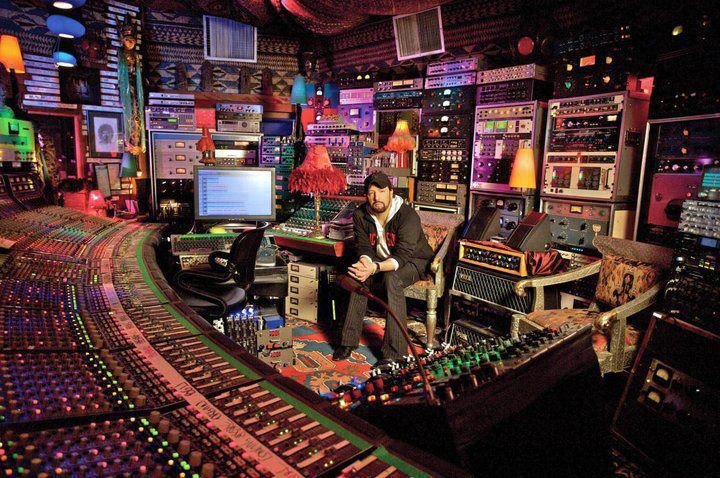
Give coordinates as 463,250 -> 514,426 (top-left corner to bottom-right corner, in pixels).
1,351 -> 135,425
278,197 -> 362,236
0,198 -> 443,476
0,180 -> 22,219
210,382 -> 365,475
331,324 -> 588,408
0,308 -> 91,351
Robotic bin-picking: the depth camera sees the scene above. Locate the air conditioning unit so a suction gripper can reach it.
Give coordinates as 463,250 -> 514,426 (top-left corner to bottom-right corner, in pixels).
393,7 -> 445,61
203,15 -> 257,62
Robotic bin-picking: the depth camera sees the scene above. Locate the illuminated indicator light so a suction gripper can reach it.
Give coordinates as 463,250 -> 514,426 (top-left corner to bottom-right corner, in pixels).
672,25 -> 683,36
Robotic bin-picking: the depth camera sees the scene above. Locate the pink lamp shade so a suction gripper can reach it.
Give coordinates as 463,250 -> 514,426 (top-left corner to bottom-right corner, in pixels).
88,189 -> 106,209
385,119 -> 415,168
0,35 -> 25,73
196,126 -> 215,165
289,145 -> 346,195
508,148 -> 537,189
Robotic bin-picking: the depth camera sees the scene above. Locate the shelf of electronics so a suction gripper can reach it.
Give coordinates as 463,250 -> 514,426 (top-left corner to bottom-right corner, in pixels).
144,51 -> 650,229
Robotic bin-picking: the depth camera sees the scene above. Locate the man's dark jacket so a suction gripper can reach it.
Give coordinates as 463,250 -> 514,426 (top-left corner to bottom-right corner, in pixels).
353,202 -> 434,274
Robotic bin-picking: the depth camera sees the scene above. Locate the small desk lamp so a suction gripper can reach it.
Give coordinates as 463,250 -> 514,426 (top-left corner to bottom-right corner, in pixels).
385,119 -> 415,169
509,148 -> 536,190
0,34 -> 25,118
88,189 -> 106,215
289,145 -> 346,238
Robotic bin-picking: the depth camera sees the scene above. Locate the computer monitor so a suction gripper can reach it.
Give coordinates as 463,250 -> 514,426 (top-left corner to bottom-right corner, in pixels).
194,166 -> 276,222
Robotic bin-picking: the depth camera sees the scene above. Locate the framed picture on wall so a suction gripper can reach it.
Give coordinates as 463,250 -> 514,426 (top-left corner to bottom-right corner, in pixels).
87,110 -> 123,158
107,163 -> 121,190
59,67 -> 101,105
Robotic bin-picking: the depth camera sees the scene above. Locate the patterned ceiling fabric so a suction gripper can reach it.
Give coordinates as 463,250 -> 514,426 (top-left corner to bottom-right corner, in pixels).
143,0 -> 452,35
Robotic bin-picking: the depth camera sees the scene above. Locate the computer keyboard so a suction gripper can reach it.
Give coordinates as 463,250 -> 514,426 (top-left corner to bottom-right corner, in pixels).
170,233 -> 237,255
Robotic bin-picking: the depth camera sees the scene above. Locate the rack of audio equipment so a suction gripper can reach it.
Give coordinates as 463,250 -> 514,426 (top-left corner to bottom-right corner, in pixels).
633,113 -> 720,246
148,129 -> 263,221
464,62 -> 551,235
413,61 -> 479,214
539,90 -> 650,253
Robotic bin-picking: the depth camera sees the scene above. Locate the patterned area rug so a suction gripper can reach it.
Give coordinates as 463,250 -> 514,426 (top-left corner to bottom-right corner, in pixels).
280,315 -> 426,395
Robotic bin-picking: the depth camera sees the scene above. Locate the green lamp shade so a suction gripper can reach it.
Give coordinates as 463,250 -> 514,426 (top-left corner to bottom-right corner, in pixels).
120,152 -> 138,178
290,75 -> 307,105
0,106 -> 14,119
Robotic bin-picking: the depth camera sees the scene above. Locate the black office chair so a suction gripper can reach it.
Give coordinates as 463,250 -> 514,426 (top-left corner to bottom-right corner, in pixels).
174,224 -> 267,318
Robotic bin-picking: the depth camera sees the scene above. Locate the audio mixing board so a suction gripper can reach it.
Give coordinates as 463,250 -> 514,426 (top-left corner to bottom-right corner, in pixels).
0,201 -> 452,477
331,324 -> 600,473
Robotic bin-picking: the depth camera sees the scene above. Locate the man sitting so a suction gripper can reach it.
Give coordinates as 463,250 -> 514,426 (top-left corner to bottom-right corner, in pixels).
333,172 -> 433,364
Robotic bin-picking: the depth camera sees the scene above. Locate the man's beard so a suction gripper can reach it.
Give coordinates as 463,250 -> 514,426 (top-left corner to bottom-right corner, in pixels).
370,201 -> 387,213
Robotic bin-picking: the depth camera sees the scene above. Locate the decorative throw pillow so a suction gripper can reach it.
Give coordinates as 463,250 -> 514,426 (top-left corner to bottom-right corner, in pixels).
594,253 -> 661,308
421,224 -> 448,252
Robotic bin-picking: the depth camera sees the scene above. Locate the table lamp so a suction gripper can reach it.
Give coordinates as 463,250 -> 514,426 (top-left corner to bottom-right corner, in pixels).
288,144 -> 346,238
385,119 -> 415,169
88,189 -> 106,215
509,148 -> 536,190
0,34 -> 25,118
196,126 -> 215,165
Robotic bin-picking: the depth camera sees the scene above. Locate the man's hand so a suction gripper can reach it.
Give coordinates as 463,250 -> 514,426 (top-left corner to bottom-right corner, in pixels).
348,259 -> 376,282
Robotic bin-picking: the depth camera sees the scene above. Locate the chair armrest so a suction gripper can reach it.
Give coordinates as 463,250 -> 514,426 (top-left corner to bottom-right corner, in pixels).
514,261 -> 601,297
176,267 -> 232,284
594,282 -> 663,332
430,231 -> 455,274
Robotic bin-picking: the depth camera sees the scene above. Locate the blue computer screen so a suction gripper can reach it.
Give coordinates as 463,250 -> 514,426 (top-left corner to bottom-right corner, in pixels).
194,166 -> 276,221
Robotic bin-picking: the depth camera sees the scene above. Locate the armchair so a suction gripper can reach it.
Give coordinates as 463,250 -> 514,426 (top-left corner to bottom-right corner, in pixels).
174,224 -> 267,318
513,236 -> 674,374
404,210 -> 464,347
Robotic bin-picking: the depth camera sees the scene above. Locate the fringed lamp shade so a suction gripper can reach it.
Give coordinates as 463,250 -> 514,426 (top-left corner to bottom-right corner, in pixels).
289,145 -> 346,195
289,145 -> 345,238
385,119 -> 415,168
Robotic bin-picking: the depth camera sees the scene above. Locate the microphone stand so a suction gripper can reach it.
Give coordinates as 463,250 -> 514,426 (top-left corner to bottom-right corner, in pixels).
338,275 -> 439,406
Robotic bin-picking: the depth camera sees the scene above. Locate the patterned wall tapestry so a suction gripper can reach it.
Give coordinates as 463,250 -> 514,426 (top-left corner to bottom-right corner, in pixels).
0,0 -> 140,110
319,0 -> 587,76
0,0 -> 141,179
143,11 -> 300,95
